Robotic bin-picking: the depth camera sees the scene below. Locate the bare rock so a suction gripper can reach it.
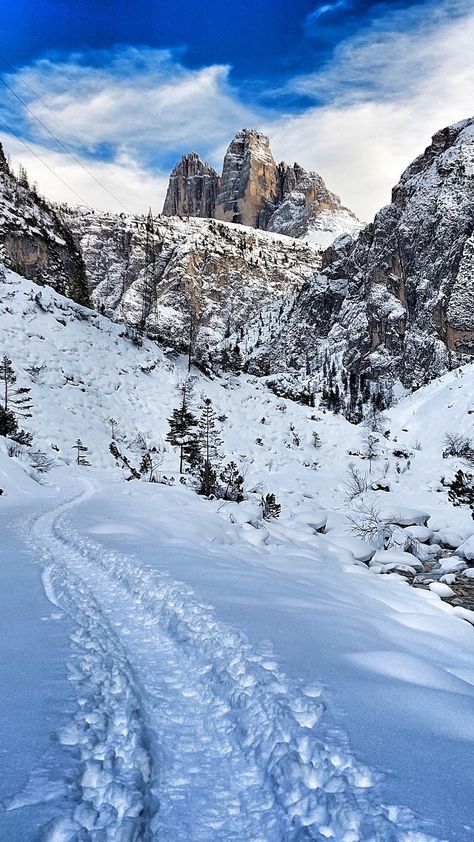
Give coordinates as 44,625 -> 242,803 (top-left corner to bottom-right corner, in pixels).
163,152 -> 219,219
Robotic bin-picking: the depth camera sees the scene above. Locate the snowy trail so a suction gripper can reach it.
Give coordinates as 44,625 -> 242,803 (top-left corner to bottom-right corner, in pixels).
25,478 -> 440,841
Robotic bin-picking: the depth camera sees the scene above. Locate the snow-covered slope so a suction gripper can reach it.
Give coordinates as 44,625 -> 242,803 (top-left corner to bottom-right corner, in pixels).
1,267 -> 474,840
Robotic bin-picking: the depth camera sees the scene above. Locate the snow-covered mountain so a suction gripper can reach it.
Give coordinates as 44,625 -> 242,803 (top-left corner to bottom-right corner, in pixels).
64,208 -> 322,352
162,128 -> 363,244
244,118 -> 474,397
1,265 -> 474,840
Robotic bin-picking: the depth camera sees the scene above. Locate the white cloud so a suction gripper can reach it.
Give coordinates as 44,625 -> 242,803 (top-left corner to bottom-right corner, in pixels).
2,3 -> 474,220
3,47 -> 257,159
1,131 -> 169,213
0,47 -> 259,212
268,1 -> 474,219
306,1 -> 350,26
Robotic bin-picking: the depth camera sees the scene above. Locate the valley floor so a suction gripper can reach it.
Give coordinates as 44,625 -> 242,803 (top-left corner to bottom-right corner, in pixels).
1,468 -> 473,841
1,270 -> 474,840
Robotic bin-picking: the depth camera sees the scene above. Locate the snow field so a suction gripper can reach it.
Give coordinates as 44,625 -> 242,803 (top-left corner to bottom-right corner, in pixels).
23,486 -> 155,841
1,268 -> 474,838
37,476 -> 438,841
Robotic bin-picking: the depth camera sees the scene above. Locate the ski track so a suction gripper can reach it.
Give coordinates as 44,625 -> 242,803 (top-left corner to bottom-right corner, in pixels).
21,480 -> 440,841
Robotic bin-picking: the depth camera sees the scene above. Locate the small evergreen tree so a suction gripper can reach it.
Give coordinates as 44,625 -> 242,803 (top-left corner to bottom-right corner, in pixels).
229,343 -> 243,373
167,380 -> 199,473
220,347 -> 231,371
73,439 -> 90,466
0,355 -> 32,418
261,493 -> 281,520
109,417 -> 118,440
220,461 -> 244,502
200,460 -> 218,498
139,208 -> 157,329
0,406 -> 18,438
362,431 -> 380,473
198,397 -> 223,496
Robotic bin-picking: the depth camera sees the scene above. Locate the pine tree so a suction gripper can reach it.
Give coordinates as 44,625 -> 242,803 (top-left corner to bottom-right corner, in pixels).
166,380 -> 199,473
220,461 -> 244,501
229,343 -> 243,373
139,208 -> 157,329
109,417 -> 118,439
1,355 -> 15,412
73,439 -> 90,466
362,431 -> 380,473
0,406 -> 18,437
183,290 -> 203,371
220,347 -> 231,371
18,163 -> 29,188
198,397 -> 223,496
0,355 -> 32,418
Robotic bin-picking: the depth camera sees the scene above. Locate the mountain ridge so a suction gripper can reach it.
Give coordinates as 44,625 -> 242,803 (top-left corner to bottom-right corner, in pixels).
162,128 -> 362,244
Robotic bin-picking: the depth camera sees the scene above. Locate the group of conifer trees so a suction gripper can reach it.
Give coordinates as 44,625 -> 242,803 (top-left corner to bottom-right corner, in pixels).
167,380 -> 244,500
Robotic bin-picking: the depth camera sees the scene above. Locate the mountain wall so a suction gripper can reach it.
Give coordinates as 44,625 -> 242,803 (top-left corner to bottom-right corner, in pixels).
245,118 -> 474,394
0,142 -> 89,306
64,210 -> 322,356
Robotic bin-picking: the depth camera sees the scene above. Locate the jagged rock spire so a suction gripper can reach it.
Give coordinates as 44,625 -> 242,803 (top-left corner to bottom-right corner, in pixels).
163,152 -> 219,218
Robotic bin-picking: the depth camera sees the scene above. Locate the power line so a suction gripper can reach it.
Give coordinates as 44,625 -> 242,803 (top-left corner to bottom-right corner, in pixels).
0,114 -> 95,210
0,55 -> 133,214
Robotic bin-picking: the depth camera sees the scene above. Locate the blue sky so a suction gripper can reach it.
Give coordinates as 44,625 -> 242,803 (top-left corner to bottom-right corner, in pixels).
0,0 -> 473,217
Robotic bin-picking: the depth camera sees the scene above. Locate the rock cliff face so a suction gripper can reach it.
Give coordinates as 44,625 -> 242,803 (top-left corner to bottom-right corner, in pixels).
64,209 -> 322,355
214,129 -> 278,228
266,167 -> 361,246
0,145 -> 89,306
245,118 -> 474,393
163,129 -> 362,245
162,152 -> 219,218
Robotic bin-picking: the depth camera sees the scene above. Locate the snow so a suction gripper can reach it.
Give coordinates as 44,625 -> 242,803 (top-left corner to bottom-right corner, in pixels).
458,534 -> 474,560
1,268 -> 474,839
429,582 -> 455,598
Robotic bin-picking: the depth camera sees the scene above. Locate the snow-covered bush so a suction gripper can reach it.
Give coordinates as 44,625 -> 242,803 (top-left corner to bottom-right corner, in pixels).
344,463 -> 368,502
446,469 -> 474,512
261,493 -> 281,520
442,433 -> 474,463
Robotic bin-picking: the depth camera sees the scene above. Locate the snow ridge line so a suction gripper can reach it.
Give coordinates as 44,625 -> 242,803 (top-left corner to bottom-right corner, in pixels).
52,503 -> 440,842
24,488 -> 156,841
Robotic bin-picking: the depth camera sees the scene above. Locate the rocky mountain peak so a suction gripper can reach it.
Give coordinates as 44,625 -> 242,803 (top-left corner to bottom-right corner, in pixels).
215,129 -> 278,228
163,129 -> 362,245
162,151 -> 219,218
267,164 -> 362,245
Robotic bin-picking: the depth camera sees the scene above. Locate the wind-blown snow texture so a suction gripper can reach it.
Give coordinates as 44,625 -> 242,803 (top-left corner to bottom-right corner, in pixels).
1,269 -> 474,840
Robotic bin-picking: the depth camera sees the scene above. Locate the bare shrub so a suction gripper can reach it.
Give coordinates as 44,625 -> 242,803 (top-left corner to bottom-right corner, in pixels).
344,463 -> 368,502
